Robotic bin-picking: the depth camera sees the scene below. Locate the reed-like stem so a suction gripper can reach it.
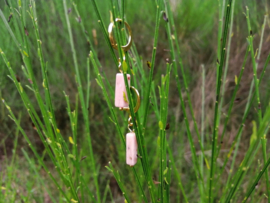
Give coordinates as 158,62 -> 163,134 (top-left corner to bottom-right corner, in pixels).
200,64 -> 205,201
209,1 -> 233,201
218,0 -> 235,129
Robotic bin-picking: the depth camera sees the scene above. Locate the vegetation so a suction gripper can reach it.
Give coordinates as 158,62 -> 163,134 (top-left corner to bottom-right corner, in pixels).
0,0 -> 270,202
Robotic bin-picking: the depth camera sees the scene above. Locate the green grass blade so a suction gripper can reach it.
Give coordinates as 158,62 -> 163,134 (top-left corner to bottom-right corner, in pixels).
209,0 -> 233,201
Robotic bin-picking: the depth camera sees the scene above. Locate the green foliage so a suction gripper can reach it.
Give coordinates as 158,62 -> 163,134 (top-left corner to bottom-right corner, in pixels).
0,0 -> 270,203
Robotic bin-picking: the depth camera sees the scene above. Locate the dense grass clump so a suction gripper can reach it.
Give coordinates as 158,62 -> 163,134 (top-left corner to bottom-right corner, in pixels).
0,0 -> 270,202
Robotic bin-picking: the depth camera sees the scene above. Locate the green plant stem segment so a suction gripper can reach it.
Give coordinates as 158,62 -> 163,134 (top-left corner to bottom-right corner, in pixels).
246,8 -> 262,123
158,64 -> 171,202
209,0 -> 233,202
218,0 -> 235,129
200,64 -> 205,201
216,0 -> 226,80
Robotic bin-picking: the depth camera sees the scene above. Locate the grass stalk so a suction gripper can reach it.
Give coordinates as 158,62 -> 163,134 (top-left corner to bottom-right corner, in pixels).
121,0 -> 125,21
216,0 -> 226,87
209,0 -> 233,201
158,64 -> 171,202
200,64 -> 205,201
218,0 -> 235,127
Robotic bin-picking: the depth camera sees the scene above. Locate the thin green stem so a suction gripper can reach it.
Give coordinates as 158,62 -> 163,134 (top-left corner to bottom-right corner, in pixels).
158,64 -> 171,202
200,64 -> 205,202
218,0 -> 235,126
209,0 -> 233,201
